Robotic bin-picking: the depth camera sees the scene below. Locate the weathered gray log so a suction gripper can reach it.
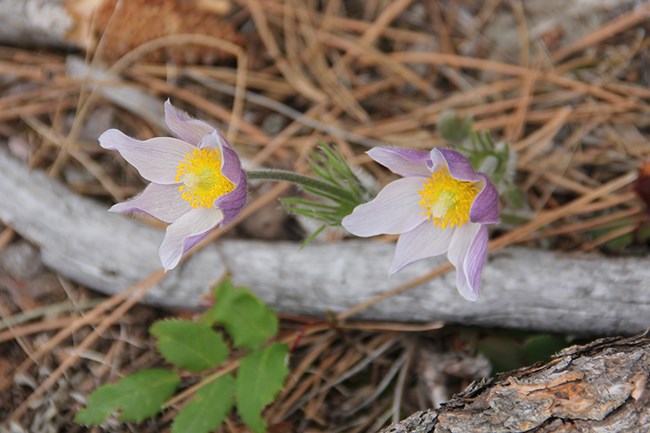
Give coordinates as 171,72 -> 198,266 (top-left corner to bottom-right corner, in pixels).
0,148 -> 649,335
381,331 -> 650,433
0,0 -> 94,49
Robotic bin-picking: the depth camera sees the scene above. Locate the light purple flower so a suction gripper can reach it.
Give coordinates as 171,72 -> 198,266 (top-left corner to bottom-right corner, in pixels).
99,101 -> 247,270
342,147 -> 499,301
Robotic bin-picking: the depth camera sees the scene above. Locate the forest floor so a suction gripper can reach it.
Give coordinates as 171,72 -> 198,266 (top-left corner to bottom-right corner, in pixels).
0,1 -> 649,432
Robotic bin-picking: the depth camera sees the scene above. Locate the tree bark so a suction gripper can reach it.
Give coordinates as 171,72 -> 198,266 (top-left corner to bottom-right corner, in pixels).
0,148 -> 649,335
381,331 -> 650,433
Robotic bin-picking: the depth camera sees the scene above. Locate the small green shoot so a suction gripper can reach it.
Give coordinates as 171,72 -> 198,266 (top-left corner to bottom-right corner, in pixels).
171,375 -> 235,433
203,278 -> 278,350
75,369 -> 180,424
280,142 -> 370,243
76,278 -> 289,433
236,343 -> 290,433
150,320 -> 229,372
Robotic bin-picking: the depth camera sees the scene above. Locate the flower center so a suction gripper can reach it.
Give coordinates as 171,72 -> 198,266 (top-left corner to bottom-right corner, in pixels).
418,168 -> 480,229
175,148 -> 235,208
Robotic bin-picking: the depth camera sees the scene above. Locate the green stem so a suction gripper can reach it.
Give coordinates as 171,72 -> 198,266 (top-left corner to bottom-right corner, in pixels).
247,169 -> 356,201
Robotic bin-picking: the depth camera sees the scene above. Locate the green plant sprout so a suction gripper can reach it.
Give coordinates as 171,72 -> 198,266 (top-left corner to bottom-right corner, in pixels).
249,141 -> 371,244
76,278 -> 289,433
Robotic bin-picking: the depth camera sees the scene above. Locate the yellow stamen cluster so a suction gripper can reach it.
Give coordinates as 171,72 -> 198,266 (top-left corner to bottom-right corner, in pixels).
418,168 -> 480,229
175,148 -> 235,208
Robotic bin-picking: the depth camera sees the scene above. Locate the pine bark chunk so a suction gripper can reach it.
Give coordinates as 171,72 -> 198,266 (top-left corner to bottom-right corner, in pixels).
381,332 -> 650,432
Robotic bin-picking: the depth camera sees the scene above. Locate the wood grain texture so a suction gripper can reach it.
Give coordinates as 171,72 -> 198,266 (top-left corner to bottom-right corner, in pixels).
0,148 -> 649,335
381,332 -> 650,432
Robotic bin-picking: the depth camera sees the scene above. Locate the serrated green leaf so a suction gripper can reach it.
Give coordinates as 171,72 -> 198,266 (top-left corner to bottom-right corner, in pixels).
74,384 -> 122,424
235,343 -> 289,433
210,281 -> 278,350
172,374 -> 235,433
150,320 -> 228,372
75,369 -> 179,424
200,279 -> 237,326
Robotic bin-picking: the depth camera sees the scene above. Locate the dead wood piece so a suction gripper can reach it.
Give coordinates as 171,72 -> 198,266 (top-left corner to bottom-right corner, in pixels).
0,148 -> 649,335
0,0 -> 88,49
94,0 -> 242,64
381,331 -> 650,433
0,0 -> 242,63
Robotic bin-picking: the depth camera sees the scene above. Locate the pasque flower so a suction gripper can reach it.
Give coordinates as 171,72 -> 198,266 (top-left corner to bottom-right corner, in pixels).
99,101 -> 247,270
342,147 -> 499,301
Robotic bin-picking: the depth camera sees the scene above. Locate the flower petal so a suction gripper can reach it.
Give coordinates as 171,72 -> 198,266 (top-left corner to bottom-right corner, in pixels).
215,173 -> 247,225
99,129 -> 193,184
389,221 -> 454,274
219,140 -> 244,185
430,148 -> 500,224
164,100 -> 215,146
197,131 -> 242,186
367,147 -> 432,177
431,148 -> 481,182
464,224 -> 489,298
197,127 -> 228,150
447,223 -> 487,301
109,183 -> 192,224
193,131 -> 248,224
159,207 -> 224,270
470,174 -> 500,224
342,177 -> 428,237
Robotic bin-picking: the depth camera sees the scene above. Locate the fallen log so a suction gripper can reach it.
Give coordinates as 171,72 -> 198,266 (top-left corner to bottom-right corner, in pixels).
0,0 -> 89,50
381,331 -> 650,433
0,0 -> 240,63
0,148 -> 649,335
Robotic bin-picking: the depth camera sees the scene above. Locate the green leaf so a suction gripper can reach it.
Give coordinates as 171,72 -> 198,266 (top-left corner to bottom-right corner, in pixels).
150,320 -> 228,372
438,110 -> 473,144
75,369 -> 179,424
74,384 -> 123,424
282,142 -> 369,234
200,279 -> 236,326
208,280 -> 278,350
505,187 -> 527,210
521,335 -> 567,365
476,335 -> 523,373
236,343 -> 289,433
172,374 -> 235,433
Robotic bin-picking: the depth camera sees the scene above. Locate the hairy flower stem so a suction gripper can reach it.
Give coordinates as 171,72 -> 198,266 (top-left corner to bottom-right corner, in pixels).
246,169 -> 357,202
